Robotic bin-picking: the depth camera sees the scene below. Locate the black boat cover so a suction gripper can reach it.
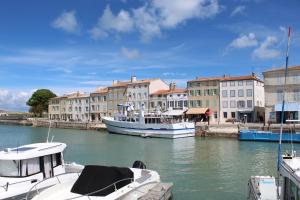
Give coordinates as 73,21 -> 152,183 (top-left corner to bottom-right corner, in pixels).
71,165 -> 134,196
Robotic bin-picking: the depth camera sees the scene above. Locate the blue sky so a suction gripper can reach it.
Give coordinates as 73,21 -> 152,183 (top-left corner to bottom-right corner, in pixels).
0,0 -> 300,111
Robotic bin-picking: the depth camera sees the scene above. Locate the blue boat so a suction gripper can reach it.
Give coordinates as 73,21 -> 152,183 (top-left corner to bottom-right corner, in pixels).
239,130 -> 300,143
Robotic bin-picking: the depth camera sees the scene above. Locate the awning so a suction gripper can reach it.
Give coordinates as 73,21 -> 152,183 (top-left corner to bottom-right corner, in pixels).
275,102 -> 300,112
185,108 -> 208,115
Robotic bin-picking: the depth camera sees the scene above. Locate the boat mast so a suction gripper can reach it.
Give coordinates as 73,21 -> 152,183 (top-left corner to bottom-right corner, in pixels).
277,26 -> 292,170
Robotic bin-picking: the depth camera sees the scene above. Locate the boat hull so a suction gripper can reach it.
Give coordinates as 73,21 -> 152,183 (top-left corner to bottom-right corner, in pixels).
239,130 -> 300,143
102,117 -> 195,139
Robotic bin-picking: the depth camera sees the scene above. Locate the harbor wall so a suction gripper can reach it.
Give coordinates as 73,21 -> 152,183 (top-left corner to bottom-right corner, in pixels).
2,119 -> 300,138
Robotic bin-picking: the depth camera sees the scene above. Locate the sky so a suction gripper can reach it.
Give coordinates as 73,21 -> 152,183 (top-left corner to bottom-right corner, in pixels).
0,0 -> 300,111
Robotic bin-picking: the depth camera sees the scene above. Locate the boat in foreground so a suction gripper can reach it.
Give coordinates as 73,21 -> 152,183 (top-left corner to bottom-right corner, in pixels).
248,153 -> 300,200
0,142 -> 83,200
30,161 -> 173,200
239,130 -> 300,143
102,105 -> 195,139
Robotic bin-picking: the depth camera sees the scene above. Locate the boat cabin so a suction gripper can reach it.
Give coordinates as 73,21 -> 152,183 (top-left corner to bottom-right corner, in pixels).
0,143 -> 66,179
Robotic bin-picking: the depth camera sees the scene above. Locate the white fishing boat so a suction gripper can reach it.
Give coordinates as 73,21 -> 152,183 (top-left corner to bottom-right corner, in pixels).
102,105 -> 195,139
0,142 -> 83,200
29,161 -> 173,200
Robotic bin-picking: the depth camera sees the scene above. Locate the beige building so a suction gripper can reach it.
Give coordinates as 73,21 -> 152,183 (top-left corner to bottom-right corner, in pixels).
90,88 -> 108,121
219,75 -> 264,123
264,65 -> 300,123
187,77 -> 220,123
107,81 -> 129,116
49,92 -> 90,122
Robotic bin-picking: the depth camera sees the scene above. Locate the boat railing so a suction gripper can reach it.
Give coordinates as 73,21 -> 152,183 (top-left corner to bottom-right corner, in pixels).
0,178 -> 38,192
25,172 -> 80,200
67,177 -> 135,200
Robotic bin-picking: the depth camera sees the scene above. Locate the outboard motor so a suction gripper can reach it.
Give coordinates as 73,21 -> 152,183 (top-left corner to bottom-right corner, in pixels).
132,160 -> 146,169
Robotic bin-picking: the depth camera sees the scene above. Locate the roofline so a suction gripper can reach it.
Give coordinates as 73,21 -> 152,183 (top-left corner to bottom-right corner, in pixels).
263,65 -> 300,74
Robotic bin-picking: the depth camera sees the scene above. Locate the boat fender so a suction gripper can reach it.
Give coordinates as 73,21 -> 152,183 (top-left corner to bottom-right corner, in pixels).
132,160 -> 147,169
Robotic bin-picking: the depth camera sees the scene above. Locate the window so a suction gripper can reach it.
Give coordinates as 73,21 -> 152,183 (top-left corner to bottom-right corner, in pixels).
230,90 -> 235,97
277,90 -> 283,102
238,81 -> 243,86
178,101 -> 183,108
294,89 -> 300,101
189,90 -> 194,96
0,160 -> 20,177
222,101 -> 228,108
237,100 -> 245,108
231,112 -> 236,118
246,80 -> 252,85
184,101 -> 188,107
85,107 -> 89,112
144,92 -> 147,98
86,99 -> 88,104
190,100 -> 194,107
223,112 -> 227,118
170,101 -> 174,107
197,100 -> 202,107
214,112 -> 218,119
21,158 -> 41,176
230,81 -> 235,86
222,90 -> 228,97
222,82 -> 227,87
151,102 -> 155,108
238,89 -> 244,97
52,153 -> 62,167
247,100 -> 252,108
196,90 -> 201,96
230,100 -> 236,108
247,89 -> 252,97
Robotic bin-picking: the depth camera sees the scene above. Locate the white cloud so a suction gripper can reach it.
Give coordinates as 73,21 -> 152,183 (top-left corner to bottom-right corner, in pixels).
153,0 -> 221,28
121,47 -> 139,59
89,5 -> 134,40
229,33 -> 258,48
52,11 -> 80,34
231,5 -> 246,16
0,89 -> 34,111
132,6 -> 162,42
252,36 -> 281,59
90,0 -> 222,41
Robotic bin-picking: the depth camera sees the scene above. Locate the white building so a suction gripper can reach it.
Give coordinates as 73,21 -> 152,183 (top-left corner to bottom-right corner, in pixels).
219,74 -> 264,123
90,88 -> 108,121
126,76 -> 169,112
149,83 -> 188,112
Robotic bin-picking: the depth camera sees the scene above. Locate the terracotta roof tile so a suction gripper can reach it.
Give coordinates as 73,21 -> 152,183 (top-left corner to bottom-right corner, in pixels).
151,89 -> 187,95
263,65 -> 300,73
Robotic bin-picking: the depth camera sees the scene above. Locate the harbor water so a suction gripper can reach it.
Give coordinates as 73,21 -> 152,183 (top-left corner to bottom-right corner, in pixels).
1,124 -> 298,200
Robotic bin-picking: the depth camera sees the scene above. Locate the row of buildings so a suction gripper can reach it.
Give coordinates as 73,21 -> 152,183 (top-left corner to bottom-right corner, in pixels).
48,65 -> 300,124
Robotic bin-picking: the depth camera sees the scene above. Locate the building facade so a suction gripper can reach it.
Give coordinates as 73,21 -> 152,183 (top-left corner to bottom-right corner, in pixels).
90,88 -> 108,121
149,83 -> 188,112
219,75 -> 264,123
187,77 -> 220,123
126,76 -> 169,112
107,81 -> 129,116
264,66 -> 300,123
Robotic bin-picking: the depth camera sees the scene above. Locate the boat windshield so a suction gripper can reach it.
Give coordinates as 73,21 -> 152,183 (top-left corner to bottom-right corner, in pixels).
0,160 -> 20,177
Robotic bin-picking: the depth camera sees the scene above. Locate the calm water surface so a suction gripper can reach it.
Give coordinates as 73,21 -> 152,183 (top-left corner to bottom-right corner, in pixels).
1,124 -> 299,200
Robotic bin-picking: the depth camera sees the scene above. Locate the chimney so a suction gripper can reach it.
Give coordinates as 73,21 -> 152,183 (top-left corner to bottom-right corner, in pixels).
131,76 -> 137,83
112,80 -> 118,85
76,91 -> 80,97
169,82 -> 176,90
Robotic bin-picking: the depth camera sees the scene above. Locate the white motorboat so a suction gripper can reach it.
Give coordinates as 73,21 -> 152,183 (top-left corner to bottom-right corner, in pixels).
29,161 -> 172,200
248,153 -> 300,200
0,142 -> 83,200
102,105 -> 195,139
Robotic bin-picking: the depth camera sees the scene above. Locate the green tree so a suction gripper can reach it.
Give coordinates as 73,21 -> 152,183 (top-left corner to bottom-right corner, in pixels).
27,89 -> 56,117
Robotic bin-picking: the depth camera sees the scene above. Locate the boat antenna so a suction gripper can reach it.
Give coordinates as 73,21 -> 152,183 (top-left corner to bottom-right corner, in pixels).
277,26 -> 292,200
277,27 -> 292,170
46,120 -> 52,143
